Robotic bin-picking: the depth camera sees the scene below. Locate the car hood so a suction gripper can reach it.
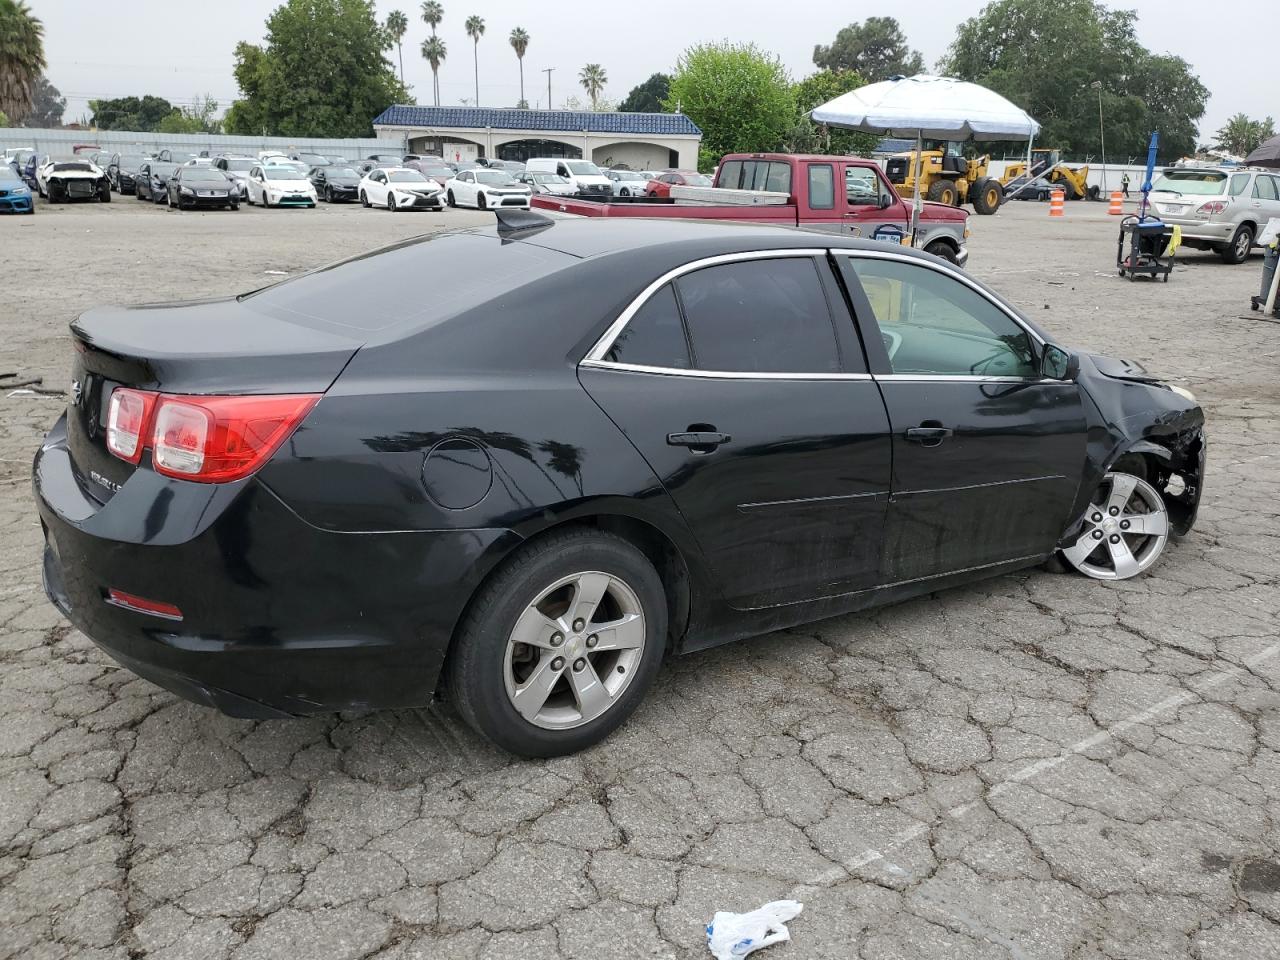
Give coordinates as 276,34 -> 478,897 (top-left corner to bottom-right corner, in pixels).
389,182 -> 441,191
327,177 -> 361,186
263,179 -> 312,189
1088,353 -> 1163,385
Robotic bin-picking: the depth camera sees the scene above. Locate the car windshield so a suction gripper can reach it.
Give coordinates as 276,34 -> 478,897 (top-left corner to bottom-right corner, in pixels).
265,167 -> 306,180
52,162 -> 94,172
150,163 -> 177,175
476,171 -> 516,185
422,165 -> 453,176
387,170 -> 429,183
534,174 -> 568,183
1151,171 -> 1228,196
613,171 -> 644,180
299,155 -> 328,164
119,155 -> 147,169
564,161 -> 602,176
170,153 -> 199,162
223,159 -> 254,171
184,169 -> 227,182
685,174 -> 713,186
330,167 -> 359,178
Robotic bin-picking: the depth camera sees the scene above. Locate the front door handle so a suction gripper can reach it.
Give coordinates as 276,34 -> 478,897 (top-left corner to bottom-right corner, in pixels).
905,423 -> 953,447
667,429 -> 731,453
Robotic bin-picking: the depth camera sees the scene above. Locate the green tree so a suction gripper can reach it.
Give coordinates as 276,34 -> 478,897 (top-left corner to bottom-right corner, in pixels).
790,69 -> 878,156
225,0 -> 407,138
421,36 -> 447,109
509,27 -> 529,108
667,42 -> 795,171
89,95 -> 176,131
421,1 -> 443,104
579,63 -> 607,111
386,10 -> 408,85
619,73 -> 670,113
943,0 -> 1207,161
1214,112 -> 1276,156
155,95 -> 220,134
0,109 -> 8,127
27,74 -> 63,126
465,14 -> 485,106
813,17 -> 923,83
0,0 -> 45,124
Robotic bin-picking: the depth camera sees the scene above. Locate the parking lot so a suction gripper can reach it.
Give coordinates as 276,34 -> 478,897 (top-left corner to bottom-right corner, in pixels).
2,197 -> 1279,960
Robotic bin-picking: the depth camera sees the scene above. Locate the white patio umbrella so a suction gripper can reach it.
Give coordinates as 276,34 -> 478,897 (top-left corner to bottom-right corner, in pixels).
811,75 -> 1041,244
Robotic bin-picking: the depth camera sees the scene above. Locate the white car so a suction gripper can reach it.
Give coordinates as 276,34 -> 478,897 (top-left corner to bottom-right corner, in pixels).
358,167 -> 444,211
244,164 -> 317,207
213,156 -> 255,199
36,157 -> 112,202
445,168 -> 532,209
605,169 -> 651,197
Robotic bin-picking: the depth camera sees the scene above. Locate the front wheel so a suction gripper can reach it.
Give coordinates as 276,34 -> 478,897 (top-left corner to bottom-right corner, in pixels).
448,529 -> 666,757
924,240 -> 959,265
927,179 -> 958,206
446,190 -> 456,207
360,191 -> 370,208
970,178 -> 1001,215
1222,224 -> 1254,264
1057,472 -> 1169,580
477,193 -> 487,209
388,194 -> 397,212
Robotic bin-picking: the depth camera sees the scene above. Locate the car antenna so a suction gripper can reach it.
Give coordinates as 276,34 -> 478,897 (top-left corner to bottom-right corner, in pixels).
494,208 -> 556,237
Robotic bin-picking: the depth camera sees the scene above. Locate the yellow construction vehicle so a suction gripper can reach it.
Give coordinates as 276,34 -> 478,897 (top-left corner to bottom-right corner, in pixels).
882,141 -> 1004,215
1000,149 -> 1098,201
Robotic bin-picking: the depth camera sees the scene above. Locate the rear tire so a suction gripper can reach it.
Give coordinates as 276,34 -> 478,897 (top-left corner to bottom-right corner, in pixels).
1222,224 -> 1253,264
971,178 -> 1001,215
927,179 -> 958,206
447,529 -> 667,757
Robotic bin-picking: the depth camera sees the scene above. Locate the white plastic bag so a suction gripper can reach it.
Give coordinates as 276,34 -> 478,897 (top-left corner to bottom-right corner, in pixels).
705,900 -> 804,960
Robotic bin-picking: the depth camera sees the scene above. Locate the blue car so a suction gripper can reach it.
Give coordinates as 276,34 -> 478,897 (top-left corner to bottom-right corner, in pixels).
0,165 -> 34,214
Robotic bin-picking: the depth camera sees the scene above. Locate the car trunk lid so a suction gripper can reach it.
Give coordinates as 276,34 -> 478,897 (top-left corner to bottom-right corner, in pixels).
66,297 -> 362,502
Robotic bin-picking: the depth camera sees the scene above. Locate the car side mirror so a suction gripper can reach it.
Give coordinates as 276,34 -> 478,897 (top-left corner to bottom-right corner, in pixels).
1040,344 -> 1078,381
878,193 -> 894,209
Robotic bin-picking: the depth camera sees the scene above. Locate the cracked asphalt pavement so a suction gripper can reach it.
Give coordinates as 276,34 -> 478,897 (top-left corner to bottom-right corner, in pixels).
2,199 -> 1279,960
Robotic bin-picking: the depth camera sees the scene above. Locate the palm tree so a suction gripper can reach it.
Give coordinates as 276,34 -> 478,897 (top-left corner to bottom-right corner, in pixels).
509,27 -> 529,109
421,36 -> 447,108
465,15 -> 485,107
579,63 -> 607,111
385,10 -> 409,86
0,0 -> 46,125
420,1 -> 444,105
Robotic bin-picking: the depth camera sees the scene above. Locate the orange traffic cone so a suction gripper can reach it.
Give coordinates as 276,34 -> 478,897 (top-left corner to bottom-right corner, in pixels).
1108,191 -> 1124,215
1049,188 -> 1065,217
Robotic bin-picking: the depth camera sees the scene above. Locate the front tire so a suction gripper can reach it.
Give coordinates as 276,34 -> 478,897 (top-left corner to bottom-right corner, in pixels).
1222,224 -> 1254,264
448,529 -> 667,757
446,190 -> 455,207
477,193 -> 487,210
924,240 -> 960,265
971,178 -> 1001,215
1056,472 -> 1169,580
388,194 -> 397,212
360,191 -> 370,208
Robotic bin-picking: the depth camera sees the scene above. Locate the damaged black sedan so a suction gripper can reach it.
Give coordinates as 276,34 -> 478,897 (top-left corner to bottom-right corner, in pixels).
33,216 -> 1205,757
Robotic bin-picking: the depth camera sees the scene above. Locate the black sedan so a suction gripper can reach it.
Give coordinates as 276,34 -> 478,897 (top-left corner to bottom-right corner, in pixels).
166,166 -> 239,210
34,217 -> 1205,757
310,165 -> 362,202
108,153 -> 148,194
135,161 -> 178,204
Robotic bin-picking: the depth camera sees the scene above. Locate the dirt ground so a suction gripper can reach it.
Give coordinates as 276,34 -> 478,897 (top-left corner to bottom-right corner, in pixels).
2,196 -> 1279,960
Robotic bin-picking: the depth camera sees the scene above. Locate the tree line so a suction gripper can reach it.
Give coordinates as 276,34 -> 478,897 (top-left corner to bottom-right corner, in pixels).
2,0 -> 1267,167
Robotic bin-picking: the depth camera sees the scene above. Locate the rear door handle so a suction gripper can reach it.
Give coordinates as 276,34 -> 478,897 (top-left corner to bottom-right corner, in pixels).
905,425 -> 953,447
667,430 -> 731,452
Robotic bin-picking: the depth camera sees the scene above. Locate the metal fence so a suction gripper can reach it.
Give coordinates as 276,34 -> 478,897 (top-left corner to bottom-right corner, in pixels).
0,127 -> 406,158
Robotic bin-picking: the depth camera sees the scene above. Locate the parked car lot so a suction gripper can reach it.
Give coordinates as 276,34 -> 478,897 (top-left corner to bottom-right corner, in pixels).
2,200 -> 1279,960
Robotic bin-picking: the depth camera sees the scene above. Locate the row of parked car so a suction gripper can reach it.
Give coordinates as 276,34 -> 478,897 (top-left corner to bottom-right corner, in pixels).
1,144 -> 711,216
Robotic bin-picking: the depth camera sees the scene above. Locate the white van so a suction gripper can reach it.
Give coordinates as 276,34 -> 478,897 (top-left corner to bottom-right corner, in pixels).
525,158 -> 613,197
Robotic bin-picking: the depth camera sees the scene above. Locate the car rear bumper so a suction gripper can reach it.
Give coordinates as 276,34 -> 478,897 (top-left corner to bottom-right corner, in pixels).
34,415 -> 518,717
1152,216 -> 1235,243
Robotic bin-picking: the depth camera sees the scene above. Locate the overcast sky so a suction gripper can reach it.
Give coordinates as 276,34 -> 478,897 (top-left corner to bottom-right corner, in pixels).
37,0 -> 1274,145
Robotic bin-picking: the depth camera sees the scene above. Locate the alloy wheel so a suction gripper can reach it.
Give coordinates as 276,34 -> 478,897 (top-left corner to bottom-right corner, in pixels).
1060,472 -> 1169,580
503,571 -> 646,730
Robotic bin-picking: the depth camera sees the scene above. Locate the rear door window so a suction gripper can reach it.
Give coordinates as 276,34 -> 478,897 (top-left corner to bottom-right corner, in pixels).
1230,174 -> 1251,196
1255,176 -> 1279,201
603,284 -> 691,369
676,258 -> 841,374
808,164 -> 835,209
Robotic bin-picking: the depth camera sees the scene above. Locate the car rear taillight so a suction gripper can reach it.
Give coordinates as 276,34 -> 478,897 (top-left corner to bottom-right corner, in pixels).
106,392 -> 318,483
1197,200 -> 1227,215
106,388 -> 157,463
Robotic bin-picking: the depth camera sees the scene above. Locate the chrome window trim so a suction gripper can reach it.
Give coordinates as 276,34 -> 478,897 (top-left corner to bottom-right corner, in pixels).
583,249 -> 829,364
876,374 -> 1066,384
580,359 -> 872,381
830,247 -> 1047,349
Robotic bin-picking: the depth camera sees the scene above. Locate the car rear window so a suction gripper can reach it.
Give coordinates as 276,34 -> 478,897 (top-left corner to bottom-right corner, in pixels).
1151,170 -> 1227,196
241,232 -> 574,334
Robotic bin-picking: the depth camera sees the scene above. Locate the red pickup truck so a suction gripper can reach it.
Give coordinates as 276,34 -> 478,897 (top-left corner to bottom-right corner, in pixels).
530,153 -> 971,265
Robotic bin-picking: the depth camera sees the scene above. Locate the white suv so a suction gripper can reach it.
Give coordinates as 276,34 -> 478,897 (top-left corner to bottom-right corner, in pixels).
1149,166 -> 1280,263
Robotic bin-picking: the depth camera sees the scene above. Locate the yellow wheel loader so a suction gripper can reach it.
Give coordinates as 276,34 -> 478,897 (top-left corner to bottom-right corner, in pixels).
1000,149 -> 1098,201
883,141 -> 1004,215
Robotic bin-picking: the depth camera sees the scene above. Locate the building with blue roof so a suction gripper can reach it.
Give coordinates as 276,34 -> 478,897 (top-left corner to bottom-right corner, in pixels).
372,105 -> 702,170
